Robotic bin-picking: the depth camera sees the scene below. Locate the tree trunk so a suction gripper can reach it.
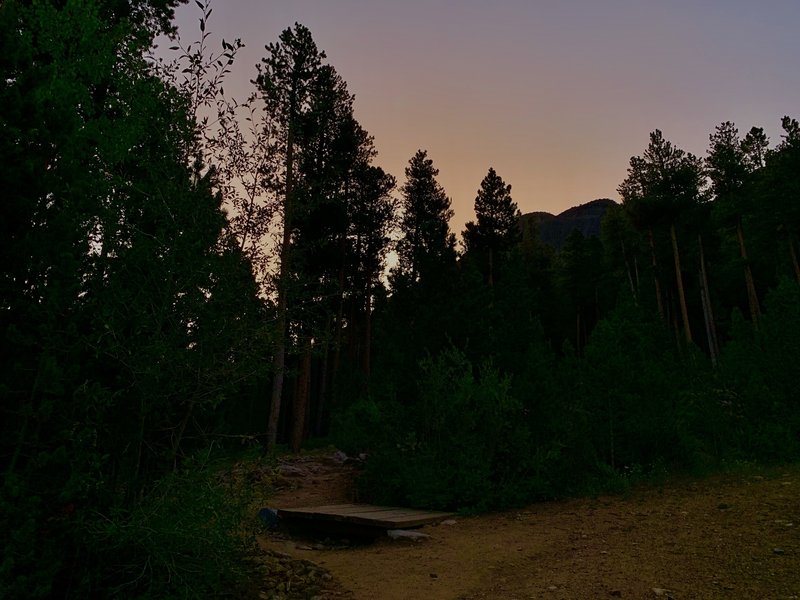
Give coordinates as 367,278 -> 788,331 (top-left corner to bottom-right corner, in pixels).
648,229 -> 665,321
608,397 -> 615,470
670,298 -> 682,350
790,235 -> 800,285
488,247 -> 494,287
736,217 -> 761,328
267,106 -> 296,451
314,320 -> 331,436
331,233 -> 347,398
290,345 -> 312,453
363,277 -> 372,387
670,223 -> 692,344
621,239 -> 637,301
698,235 -> 718,367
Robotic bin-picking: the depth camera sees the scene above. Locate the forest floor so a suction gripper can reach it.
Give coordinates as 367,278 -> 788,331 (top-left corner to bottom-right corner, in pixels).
253,451 -> 800,600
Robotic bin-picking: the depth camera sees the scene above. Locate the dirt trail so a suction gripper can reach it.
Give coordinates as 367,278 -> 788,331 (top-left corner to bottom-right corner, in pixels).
260,454 -> 800,599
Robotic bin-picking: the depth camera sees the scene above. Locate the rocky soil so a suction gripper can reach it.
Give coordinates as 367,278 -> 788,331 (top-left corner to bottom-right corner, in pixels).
253,453 -> 799,599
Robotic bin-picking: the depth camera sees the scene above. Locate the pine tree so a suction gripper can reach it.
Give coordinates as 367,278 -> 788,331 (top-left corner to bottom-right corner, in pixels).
256,23 -> 325,449
618,130 -> 705,344
395,150 -> 455,283
764,117 -> 800,283
706,121 -> 763,326
463,167 -> 520,285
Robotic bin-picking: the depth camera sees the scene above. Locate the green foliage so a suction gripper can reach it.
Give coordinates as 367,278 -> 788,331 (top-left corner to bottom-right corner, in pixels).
0,1 -> 266,596
330,396 -> 390,456
1,453 -> 259,599
619,129 -> 706,228
462,167 -> 521,279
719,279 -> 800,459
582,302 -> 679,466
354,349 -> 533,511
86,456 -> 257,599
394,150 -> 456,283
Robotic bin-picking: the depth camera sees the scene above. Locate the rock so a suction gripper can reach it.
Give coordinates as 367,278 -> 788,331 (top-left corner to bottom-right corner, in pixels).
441,519 -> 457,526
387,529 -> 431,541
652,588 -> 669,596
258,507 -> 281,529
278,464 -> 307,477
332,450 -> 348,464
773,547 -> 785,555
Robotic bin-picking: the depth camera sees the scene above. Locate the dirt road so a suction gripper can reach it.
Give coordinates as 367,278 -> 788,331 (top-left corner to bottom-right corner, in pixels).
259,455 -> 799,599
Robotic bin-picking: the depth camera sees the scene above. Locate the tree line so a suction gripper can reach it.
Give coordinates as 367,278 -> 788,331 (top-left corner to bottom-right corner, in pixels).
1,1 -> 799,596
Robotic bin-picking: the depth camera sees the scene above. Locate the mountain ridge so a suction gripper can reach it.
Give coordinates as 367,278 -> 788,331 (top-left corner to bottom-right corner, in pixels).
520,198 -> 617,250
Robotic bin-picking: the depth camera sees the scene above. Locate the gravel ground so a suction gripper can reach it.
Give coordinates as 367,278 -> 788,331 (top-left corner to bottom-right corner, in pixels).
256,455 -> 799,600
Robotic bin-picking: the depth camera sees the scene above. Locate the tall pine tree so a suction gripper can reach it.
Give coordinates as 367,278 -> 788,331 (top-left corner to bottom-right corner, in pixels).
256,23 -> 325,449
463,167 -> 520,285
394,149 -> 455,284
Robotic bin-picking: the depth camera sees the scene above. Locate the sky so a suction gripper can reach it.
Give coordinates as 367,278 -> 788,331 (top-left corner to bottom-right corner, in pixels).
168,0 -> 800,230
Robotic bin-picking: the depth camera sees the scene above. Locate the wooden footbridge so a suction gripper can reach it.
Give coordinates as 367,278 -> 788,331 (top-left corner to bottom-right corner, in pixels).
278,503 -> 453,537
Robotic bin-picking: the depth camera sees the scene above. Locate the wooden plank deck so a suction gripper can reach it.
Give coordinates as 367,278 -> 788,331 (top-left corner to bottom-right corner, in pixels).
278,503 -> 453,531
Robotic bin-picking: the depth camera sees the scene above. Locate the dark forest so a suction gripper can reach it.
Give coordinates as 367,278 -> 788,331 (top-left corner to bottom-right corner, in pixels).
2,1 -> 799,597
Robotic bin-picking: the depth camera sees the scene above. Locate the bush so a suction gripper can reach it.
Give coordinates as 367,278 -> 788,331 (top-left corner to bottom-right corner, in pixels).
84,455 -> 258,599
1,451 -> 260,599
719,279 -> 800,460
355,348 -> 534,511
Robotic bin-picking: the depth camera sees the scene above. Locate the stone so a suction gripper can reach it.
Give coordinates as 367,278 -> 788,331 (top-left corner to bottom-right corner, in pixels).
258,507 -> 281,529
387,529 -> 431,541
441,519 -> 457,526
278,464 -> 307,477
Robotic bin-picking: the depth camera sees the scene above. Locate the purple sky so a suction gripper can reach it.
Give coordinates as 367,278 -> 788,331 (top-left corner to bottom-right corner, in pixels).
169,0 -> 800,229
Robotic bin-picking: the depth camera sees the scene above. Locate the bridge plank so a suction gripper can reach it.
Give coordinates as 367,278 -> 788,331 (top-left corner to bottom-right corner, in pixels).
278,503 -> 453,530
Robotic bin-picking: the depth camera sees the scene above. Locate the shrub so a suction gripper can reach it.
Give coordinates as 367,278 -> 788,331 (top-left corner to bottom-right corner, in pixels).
85,455 -> 258,599
1,451 -> 260,599
355,348 -> 534,511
